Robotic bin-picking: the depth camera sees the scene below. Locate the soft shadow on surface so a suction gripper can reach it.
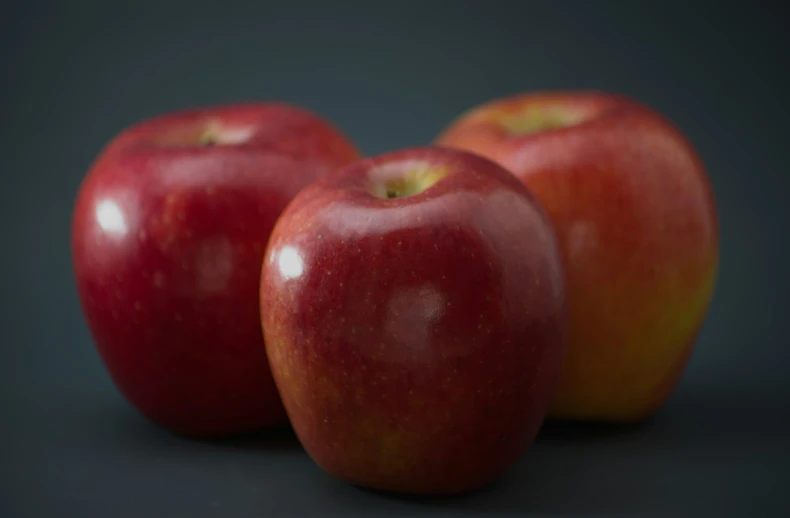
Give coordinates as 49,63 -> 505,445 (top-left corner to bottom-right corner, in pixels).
91,401 -> 302,452
536,416 -> 655,443
351,474 -> 507,505
200,423 -> 303,452
90,401 -> 173,443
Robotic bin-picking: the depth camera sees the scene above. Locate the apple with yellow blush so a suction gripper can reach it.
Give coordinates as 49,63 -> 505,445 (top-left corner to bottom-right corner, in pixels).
436,91 -> 719,422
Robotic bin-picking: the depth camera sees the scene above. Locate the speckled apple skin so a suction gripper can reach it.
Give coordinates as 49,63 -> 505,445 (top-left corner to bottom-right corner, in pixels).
261,147 -> 568,494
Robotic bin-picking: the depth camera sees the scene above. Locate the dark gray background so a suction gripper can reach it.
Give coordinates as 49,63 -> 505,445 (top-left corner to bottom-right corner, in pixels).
2,1 -> 788,516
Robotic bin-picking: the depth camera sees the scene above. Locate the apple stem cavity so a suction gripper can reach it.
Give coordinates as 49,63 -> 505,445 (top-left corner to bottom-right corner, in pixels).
370,163 -> 448,200
195,123 -> 254,147
199,134 -> 217,146
498,106 -> 586,136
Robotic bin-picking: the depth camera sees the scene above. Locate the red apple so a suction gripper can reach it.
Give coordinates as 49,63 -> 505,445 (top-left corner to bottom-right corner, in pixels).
71,102 -> 360,437
435,90 -> 719,422
260,146 -> 567,494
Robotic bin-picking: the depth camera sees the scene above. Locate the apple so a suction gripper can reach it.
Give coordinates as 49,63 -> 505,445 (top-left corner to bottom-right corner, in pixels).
260,146 -> 567,494
435,90 -> 719,422
71,102 -> 360,437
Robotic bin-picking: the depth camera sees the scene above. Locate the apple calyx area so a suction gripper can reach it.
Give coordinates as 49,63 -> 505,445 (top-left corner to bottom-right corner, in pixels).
495,105 -> 588,136
148,120 -> 255,148
197,121 -> 254,146
369,161 -> 448,200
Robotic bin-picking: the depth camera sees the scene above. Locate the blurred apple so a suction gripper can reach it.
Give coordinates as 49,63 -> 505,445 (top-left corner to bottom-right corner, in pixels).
436,91 -> 719,422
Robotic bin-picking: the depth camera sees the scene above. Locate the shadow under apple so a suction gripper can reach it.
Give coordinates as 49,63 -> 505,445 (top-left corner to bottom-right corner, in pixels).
198,423 -> 303,453
92,399 -> 304,454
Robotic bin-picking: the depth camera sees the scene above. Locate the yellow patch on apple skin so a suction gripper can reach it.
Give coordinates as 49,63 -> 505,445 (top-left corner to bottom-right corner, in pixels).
311,374 -> 346,409
375,431 -> 423,474
338,415 -> 425,482
549,261 -> 719,422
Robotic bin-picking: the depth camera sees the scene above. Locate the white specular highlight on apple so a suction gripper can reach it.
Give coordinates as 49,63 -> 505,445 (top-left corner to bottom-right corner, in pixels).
277,246 -> 304,280
96,199 -> 127,235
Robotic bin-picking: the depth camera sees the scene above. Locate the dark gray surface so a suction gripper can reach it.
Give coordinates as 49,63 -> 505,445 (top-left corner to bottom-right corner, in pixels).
2,1 -> 788,516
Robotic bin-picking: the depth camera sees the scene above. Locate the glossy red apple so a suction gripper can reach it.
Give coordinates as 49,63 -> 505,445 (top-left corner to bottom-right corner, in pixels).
71,102 -> 360,437
436,91 -> 719,422
260,146 -> 567,494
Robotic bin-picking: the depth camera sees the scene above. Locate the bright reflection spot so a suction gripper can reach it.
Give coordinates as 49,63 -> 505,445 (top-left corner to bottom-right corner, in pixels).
277,246 -> 304,280
96,200 -> 127,235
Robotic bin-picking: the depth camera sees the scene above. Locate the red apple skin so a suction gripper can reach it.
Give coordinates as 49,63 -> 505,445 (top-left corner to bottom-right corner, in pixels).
71,103 -> 360,437
260,147 -> 567,494
436,91 -> 719,422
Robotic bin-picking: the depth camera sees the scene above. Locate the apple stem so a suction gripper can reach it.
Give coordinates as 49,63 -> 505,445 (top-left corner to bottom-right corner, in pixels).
198,131 -> 218,146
